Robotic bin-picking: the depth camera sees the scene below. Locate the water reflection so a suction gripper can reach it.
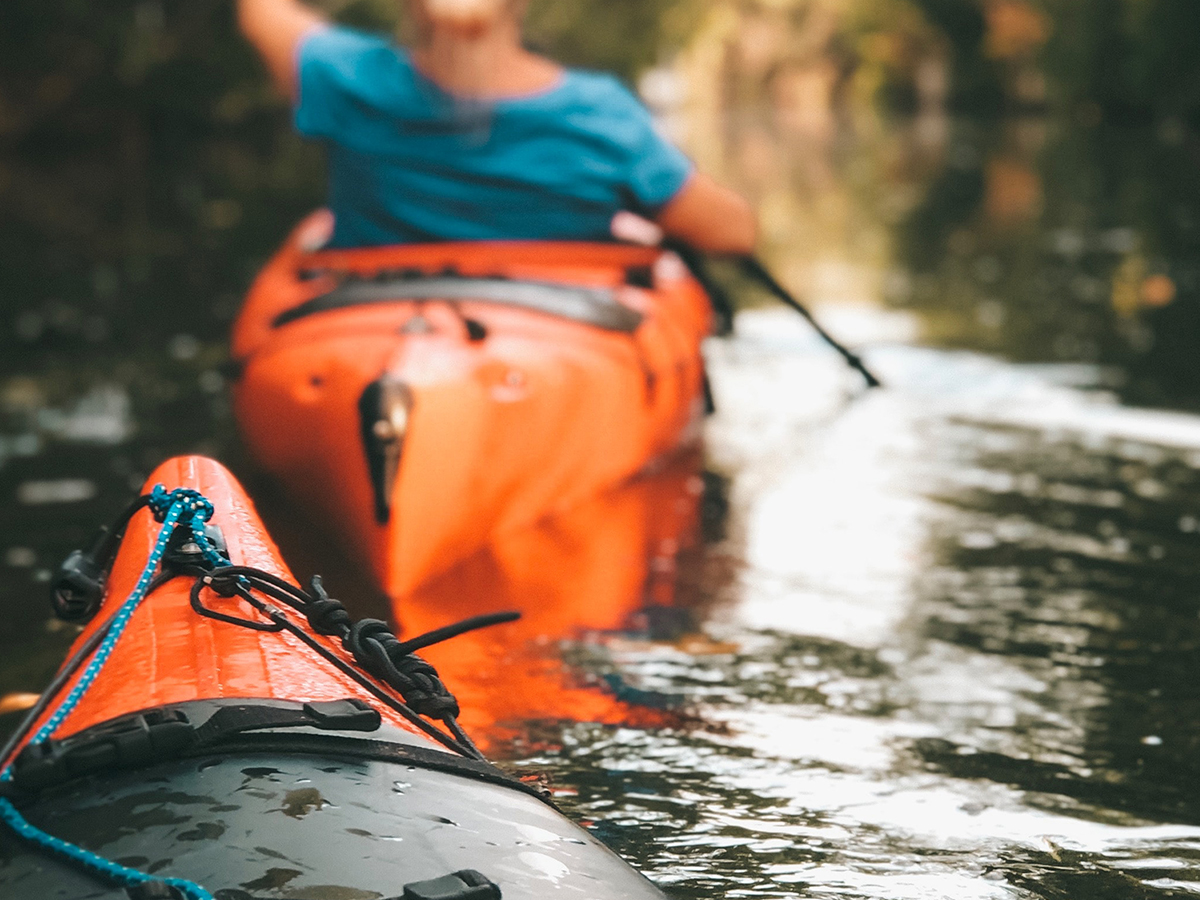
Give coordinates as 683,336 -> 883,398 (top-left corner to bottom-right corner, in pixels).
914,415 -> 1200,828
391,451 -> 719,753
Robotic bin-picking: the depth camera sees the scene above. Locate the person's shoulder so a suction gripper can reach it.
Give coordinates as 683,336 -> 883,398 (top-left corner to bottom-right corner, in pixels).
559,69 -> 640,104
300,24 -> 412,78
296,25 -> 420,130
552,68 -> 651,121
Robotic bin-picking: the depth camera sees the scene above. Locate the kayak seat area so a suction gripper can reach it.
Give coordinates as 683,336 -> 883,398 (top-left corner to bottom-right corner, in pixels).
273,273 -> 645,332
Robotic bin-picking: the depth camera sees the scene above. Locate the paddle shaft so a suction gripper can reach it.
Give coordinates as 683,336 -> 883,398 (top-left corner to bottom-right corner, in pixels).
738,256 -> 883,389
664,241 -> 882,388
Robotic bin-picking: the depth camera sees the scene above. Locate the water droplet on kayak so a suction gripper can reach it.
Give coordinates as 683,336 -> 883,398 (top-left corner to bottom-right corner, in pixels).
515,824 -> 561,844
241,767 -> 282,780
518,851 -> 570,882
253,846 -> 293,862
276,788 -> 329,819
240,868 -> 302,891
177,822 -> 226,842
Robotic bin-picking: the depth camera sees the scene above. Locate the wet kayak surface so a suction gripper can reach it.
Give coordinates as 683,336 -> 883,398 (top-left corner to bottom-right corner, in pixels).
3,121 -> 1200,898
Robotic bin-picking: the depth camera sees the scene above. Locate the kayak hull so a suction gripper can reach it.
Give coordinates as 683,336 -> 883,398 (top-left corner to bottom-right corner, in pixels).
231,220 -> 712,597
2,748 -> 664,899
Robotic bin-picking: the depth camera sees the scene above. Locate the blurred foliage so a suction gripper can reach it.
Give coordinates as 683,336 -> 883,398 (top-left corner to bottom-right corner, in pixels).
910,0 -> 1002,111
525,0 -> 693,79
307,0 -> 694,80
695,0 -> 1200,120
1039,0 -> 1200,123
0,0 -> 321,359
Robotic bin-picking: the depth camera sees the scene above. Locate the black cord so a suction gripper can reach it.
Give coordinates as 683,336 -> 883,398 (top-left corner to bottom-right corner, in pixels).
390,611 -> 520,655
89,495 -> 153,571
18,493 -> 515,769
216,583 -> 480,759
192,567 -> 519,762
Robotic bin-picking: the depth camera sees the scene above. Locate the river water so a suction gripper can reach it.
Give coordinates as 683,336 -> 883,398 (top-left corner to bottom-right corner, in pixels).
3,120 -> 1200,898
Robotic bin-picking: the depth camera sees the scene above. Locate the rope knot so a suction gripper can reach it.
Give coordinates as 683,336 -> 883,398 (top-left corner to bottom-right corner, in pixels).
346,619 -> 394,666
345,619 -> 460,720
148,486 -> 215,526
391,654 -> 460,719
303,575 -> 354,636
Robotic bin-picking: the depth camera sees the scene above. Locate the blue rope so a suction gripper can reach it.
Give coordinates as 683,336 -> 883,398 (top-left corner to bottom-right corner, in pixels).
0,485 -> 223,900
0,798 -> 212,899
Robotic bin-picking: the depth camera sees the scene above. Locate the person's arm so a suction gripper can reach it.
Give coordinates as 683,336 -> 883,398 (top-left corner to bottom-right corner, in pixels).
237,0 -> 327,99
654,172 -> 758,257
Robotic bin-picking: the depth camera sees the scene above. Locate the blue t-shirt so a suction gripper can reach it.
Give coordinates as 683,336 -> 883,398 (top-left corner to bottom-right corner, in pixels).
295,26 -> 694,247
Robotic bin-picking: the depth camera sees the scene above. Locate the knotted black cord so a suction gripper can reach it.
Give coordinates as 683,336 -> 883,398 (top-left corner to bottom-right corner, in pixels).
194,577 -> 468,756
190,566 -> 518,761
4,496 -> 514,900
28,491 -> 517,768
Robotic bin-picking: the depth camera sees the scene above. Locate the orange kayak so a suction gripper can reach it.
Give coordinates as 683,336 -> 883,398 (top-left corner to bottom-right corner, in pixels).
231,216 -> 713,598
0,456 -> 669,899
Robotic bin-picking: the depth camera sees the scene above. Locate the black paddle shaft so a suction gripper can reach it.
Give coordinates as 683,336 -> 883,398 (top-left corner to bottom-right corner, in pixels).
739,256 -> 883,389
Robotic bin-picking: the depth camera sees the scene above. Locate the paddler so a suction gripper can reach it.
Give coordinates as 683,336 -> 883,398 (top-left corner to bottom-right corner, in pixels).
236,0 -> 757,254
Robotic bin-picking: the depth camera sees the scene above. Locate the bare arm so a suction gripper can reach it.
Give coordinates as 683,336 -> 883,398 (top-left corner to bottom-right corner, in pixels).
237,0 -> 327,99
655,172 -> 758,257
